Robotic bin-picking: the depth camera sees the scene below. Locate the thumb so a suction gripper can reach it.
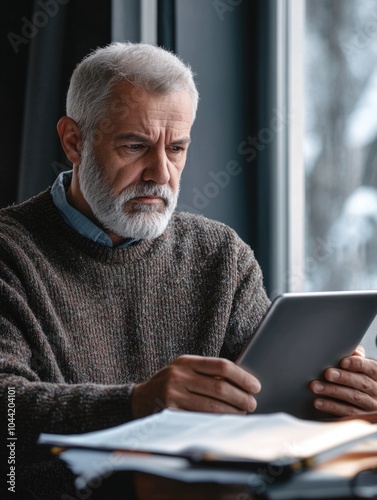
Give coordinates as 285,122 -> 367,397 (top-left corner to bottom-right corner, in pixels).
354,345 -> 366,357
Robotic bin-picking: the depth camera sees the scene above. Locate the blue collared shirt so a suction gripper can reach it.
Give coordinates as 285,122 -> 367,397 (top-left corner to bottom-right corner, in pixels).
51,171 -> 137,248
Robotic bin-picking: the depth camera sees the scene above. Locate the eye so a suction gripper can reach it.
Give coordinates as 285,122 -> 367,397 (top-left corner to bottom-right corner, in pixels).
169,146 -> 184,153
126,144 -> 145,151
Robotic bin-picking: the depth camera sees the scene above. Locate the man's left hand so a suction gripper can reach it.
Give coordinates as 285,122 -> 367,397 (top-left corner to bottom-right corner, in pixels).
310,346 -> 377,416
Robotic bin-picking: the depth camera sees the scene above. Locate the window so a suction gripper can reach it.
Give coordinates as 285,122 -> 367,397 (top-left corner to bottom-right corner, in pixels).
304,0 -> 377,292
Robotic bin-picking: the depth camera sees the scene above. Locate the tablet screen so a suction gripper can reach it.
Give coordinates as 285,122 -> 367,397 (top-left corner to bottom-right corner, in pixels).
236,291 -> 377,419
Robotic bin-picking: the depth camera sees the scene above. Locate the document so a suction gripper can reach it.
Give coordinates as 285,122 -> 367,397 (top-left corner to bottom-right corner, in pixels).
38,409 -> 377,469
44,437 -> 377,494
57,448 -> 265,491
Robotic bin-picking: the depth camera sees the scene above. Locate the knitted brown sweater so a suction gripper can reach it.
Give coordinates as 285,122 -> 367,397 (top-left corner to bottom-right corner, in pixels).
0,189 -> 270,498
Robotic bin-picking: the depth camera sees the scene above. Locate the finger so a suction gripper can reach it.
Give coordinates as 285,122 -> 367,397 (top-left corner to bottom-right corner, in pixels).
312,395 -> 369,417
340,355 -> 377,380
133,357 -> 260,419
177,355 -> 261,394
310,379 -> 377,412
186,371 -> 258,413
325,365 -> 377,401
168,387 -> 256,415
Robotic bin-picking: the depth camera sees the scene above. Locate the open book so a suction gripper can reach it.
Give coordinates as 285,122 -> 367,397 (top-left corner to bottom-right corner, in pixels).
38,409 -> 377,476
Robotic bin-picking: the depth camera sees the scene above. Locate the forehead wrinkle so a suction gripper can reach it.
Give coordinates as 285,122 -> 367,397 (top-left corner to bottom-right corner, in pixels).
120,118 -> 192,135
112,127 -> 191,146
130,111 -> 192,126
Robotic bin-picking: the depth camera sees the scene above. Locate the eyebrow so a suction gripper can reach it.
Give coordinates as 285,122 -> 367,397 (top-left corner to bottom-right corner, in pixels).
114,133 -> 150,143
171,137 -> 192,146
114,133 -> 191,146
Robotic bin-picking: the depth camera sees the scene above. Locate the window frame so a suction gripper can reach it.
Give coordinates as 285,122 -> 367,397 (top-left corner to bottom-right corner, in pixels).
269,0 -> 305,296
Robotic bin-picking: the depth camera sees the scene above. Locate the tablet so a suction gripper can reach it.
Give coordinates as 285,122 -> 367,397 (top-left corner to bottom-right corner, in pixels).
236,291 -> 377,420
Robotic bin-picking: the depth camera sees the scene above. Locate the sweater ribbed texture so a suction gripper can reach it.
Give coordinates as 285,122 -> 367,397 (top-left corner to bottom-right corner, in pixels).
0,189 -> 270,499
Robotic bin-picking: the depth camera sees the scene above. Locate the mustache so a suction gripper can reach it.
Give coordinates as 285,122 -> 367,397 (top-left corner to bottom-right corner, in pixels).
118,182 -> 177,204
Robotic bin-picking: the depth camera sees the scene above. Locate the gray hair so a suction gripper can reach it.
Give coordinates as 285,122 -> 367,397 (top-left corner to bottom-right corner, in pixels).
66,42 -> 199,140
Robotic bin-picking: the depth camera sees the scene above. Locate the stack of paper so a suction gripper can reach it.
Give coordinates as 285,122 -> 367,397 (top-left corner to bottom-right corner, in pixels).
38,409 -> 377,496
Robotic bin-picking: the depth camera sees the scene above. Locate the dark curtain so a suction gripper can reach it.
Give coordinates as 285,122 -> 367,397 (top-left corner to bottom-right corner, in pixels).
0,0 -> 180,207
0,0 -> 111,207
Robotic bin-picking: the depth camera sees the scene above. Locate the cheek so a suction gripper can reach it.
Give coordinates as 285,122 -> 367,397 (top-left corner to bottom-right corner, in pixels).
169,169 -> 183,193
109,163 -> 145,193
170,156 -> 186,188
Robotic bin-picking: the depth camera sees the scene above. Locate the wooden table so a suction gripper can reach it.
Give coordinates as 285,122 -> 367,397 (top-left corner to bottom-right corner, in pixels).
134,473 -> 255,500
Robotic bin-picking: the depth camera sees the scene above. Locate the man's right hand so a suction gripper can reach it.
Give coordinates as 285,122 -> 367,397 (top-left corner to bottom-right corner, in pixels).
131,354 -> 261,419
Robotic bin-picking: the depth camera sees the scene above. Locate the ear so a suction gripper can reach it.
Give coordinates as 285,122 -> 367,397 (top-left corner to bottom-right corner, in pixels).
57,116 -> 83,166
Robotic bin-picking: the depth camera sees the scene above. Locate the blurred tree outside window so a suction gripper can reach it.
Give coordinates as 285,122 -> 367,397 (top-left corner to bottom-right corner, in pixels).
304,0 -> 377,291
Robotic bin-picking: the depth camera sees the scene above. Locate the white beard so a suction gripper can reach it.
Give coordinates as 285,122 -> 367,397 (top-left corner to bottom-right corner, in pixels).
77,143 -> 179,240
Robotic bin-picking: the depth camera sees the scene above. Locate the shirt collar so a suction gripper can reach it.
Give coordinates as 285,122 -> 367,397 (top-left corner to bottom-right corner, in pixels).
50,170 -> 138,248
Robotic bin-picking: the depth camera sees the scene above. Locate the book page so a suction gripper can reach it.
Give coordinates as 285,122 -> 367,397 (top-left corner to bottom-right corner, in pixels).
59,448 -> 262,490
38,409 -> 377,463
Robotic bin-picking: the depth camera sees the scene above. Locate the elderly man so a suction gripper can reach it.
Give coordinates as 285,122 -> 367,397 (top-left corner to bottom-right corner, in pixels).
0,42 -> 377,499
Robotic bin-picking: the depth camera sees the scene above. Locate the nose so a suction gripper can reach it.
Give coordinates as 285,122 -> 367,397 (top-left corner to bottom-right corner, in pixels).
142,148 -> 170,185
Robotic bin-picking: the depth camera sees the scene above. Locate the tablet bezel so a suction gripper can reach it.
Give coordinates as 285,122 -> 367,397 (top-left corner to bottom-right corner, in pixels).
236,291 -> 377,420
